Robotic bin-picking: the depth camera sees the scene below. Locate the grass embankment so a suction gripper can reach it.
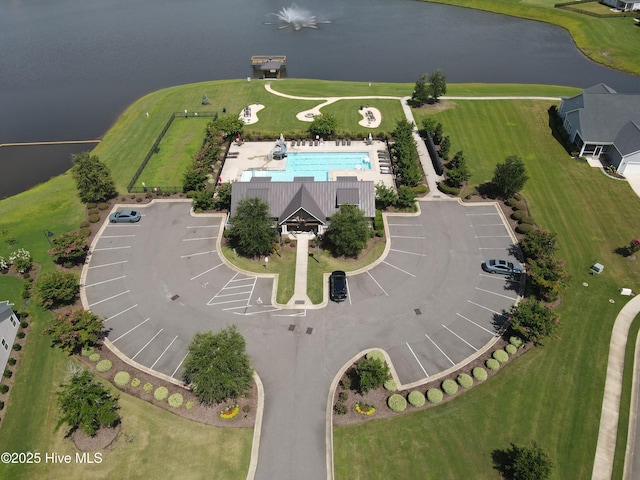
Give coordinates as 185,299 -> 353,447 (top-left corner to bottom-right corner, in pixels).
334,99 -> 640,479
424,0 -> 640,76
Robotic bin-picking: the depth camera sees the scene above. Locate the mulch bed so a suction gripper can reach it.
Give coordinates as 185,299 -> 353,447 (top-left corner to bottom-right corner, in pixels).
332,336 -> 533,427
72,424 -> 121,451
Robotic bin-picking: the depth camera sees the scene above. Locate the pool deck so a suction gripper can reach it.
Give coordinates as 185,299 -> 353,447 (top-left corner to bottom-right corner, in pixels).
219,139 -> 396,189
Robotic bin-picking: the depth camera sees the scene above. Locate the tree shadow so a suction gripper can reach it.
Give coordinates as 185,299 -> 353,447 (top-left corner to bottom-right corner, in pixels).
614,245 -> 632,257
477,181 -> 498,199
491,446 -> 514,479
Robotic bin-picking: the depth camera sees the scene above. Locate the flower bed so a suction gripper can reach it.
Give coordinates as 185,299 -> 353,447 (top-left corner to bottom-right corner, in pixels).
355,402 -> 376,416
220,404 -> 239,419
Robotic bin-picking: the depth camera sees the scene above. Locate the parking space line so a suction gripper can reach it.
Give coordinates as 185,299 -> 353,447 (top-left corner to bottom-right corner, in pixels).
85,275 -> 126,288
406,342 -> 429,377
186,225 -> 218,229
387,223 -> 422,227
475,287 -> 518,301
93,246 -> 131,251
182,237 -> 216,242
479,247 -> 509,250
366,271 -> 389,296
151,335 -> 179,369
457,312 -> 498,335
89,290 -> 130,307
132,329 -> 163,360
467,300 -> 507,317
172,353 -> 189,378
111,318 -> 150,343
106,304 -> 138,322
180,250 -> 216,258
215,291 -> 251,298
471,224 -> 505,227
190,263 -> 223,281
101,235 -> 136,238
479,273 -> 510,280
89,260 -> 128,269
390,235 -> 425,239
466,213 -> 498,216
208,298 -> 251,306
475,235 -> 511,238
389,248 -> 426,257
106,224 -> 140,227
425,334 -> 455,366
346,278 -> 352,305
382,261 -> 416,278
223,283 -> 254,289
441,324 -> 478,351
273,309 -> 306,317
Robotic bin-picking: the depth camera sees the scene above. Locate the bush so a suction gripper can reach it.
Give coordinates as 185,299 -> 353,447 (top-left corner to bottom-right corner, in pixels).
9,248 -> 32,273
131,378 -> 141,388
511,210 -> 526,221
366,350 -> 385,362
7,358 -> 16,366
506,344 -> 517,355
34,271 -> 79,308
520,216 -> 535,225
473,367 -> 488,382
79,220 -> 90,228
20,321 -> 28,329
16,331 -> 25,339
338,391 -> 348,402
3,369 -> 12,379
86,202 -> 97,209
412,184 -> 428,195
88,353 -> 100,362
0,384 -> 8,394
355,357 -> 390,394
185,400 -> 195,410
79,227 -> 92,237
44,309 -> 103,354
516,223 -> 533,234
81,346 -> 94,357
154,386 -> 169,401
493,349 -> 509,363
334,403 -> 348,415
168,393 -> 184,408
87,208 -> 99,215
383,378 -> 397,392
442,379 -> 458,395
486,358 -> 500,371
48,231 -> 88,266
408,390 -> 426,407
0,401 -> 4,411
88,214 -> 100,223
96,359 -> 112,372
97,203 -> 109,210
457,373 -> 473,388
341,378 -> 352,390
143,383 -> 153,393
427,388 -> 443,404
437,182 -> 460,196
388,394 -> 407,412
12,344 -> 21,351
114,371 -> 131,386
510,336 -> 524,348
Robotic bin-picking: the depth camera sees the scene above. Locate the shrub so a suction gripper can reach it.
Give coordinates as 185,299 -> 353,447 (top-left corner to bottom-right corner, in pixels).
520,216 -> 535,225
486,358 -> 500,371
341,378 -> 352,390
338,391 -> 348,402
86,202 -> 97,209
437,182 -> 460,196
242,404 -> 250,414
9,248 -> 32,273
143,383 -> 153,393
79,220 -> 90,228
88,353 -> 100,362
87,208 -> 99,215
0,401 -> 4,411
427,388 -> 443,404
473,367 -> 488,382
408,390 -> 426,407
506,344 -> 517,355
442,379 -> 458,395
355,401 -> 376,415
44,309 -> 103,353
12,344 -> 21,351
457,373 -> 473,388
412,184 -> 428,195
81,346 -> 94,357
334,403 -> 348,415
383,378 -> 397,392
20,321 -> 28,329
79,227 -> 92,237
34,271 -> 79,308
388,394 -> 407,412
505,198 -> 519,208
48,231 -> 88,266
97,202 -> 109,210
114,371 -> 131,386
220,404 -> 239,419
185,400 -> 195,410
3,369 -> 12,379
88,214 -> 100,223
7,358 -> 16,366
511,210 -> 526,221
131,378 -> 141,388
366,350 -> 385,362
516,223 -> 533,234
96,359 -> 112,372
168,393 -> 184,408
154,386 -> 169,401
510,336 -> 524,348
16,331 -> 25,339
493,349 -> 509,363
0,384 -> 8,394
355,357 -> 391,394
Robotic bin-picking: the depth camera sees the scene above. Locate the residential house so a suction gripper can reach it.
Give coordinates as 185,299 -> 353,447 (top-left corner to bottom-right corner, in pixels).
601,0 -> 640,11
0,301 -> 19,374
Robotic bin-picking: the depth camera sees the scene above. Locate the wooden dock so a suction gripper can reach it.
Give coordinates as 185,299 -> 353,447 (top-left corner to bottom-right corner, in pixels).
251,55 -> 286,67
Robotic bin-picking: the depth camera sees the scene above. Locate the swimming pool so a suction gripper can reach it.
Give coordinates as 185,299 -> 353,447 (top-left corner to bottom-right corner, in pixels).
240,151 -> 371,182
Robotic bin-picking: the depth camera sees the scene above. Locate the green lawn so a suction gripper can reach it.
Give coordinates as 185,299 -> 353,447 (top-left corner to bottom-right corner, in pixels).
425,0 -> 640,75
334,99 -> 640,479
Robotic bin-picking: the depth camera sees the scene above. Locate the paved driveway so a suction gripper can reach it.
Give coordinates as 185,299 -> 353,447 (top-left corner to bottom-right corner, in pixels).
82,199 -> 522,480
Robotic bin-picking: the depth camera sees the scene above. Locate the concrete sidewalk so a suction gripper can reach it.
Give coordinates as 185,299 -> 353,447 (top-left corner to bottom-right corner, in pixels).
287,232 -> 313,306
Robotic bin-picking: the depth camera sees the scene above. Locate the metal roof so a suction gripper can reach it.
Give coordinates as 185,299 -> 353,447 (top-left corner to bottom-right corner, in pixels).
336,188 -> 360,206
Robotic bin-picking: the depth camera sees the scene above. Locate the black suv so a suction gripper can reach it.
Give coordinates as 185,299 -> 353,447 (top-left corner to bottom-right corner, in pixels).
329,270 -> 347,302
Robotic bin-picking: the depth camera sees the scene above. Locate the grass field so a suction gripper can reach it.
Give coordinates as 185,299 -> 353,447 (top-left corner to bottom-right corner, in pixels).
333,99 -> 640,479
425,0 -> 640,75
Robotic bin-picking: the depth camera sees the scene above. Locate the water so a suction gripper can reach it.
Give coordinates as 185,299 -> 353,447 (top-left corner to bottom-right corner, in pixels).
241,151 -> 372,181
1,0 -> 639,198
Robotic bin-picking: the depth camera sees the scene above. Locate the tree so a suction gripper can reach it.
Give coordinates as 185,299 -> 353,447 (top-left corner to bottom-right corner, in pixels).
421,117 -> 437,137
48,231 -> 88,266
375,183 -> 397,209
433,123 -> 443,145
520,229 -> 557,262
411,73 -> 430,106
214,182 -> 232,210
492,155 -> 528,199
201,93 -> 210,105
509,299 -> 559,345
505,441 -> 553,480
71,152 -> 117,203
526,255 -> 568,302
445,151 -> 470,188
355,357 -> 390,394
35,271 -> 79,309
308,114 -> 338,138
428,69 -> 447,102
229,197 -> 275,258
326,204 -> 371,257
396,185 -> 417,209
211,114 -> 244,141
56,370 -> 120,436
439,135 -> 451,160
45,309 -> 104,354
183,326 -> 253,405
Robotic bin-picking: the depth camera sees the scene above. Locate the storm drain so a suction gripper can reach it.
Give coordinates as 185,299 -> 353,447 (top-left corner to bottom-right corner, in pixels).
306,327 -> 313,335
288,324 -> 296,332
414,308 -> 422,315
171,294 -> 180,301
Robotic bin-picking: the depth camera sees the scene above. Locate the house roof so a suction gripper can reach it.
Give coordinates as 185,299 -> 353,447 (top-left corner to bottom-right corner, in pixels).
230,179 -> 376,221
0,301 -> 15,322
614,121 -> 640,156
561,84 -> 640,144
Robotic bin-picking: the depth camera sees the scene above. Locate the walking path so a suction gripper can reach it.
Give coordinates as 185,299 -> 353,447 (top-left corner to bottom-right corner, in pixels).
287,232 -> 314,306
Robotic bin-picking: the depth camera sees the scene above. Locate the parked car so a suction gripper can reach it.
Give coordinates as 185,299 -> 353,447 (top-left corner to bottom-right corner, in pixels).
109,209 -> 141,223
329,270 -> 348,302
482,259 -> 523,275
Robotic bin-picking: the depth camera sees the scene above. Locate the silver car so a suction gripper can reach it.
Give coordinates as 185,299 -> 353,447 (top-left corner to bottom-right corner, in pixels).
109,209 -> 141,223
482,259 -> 523,275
